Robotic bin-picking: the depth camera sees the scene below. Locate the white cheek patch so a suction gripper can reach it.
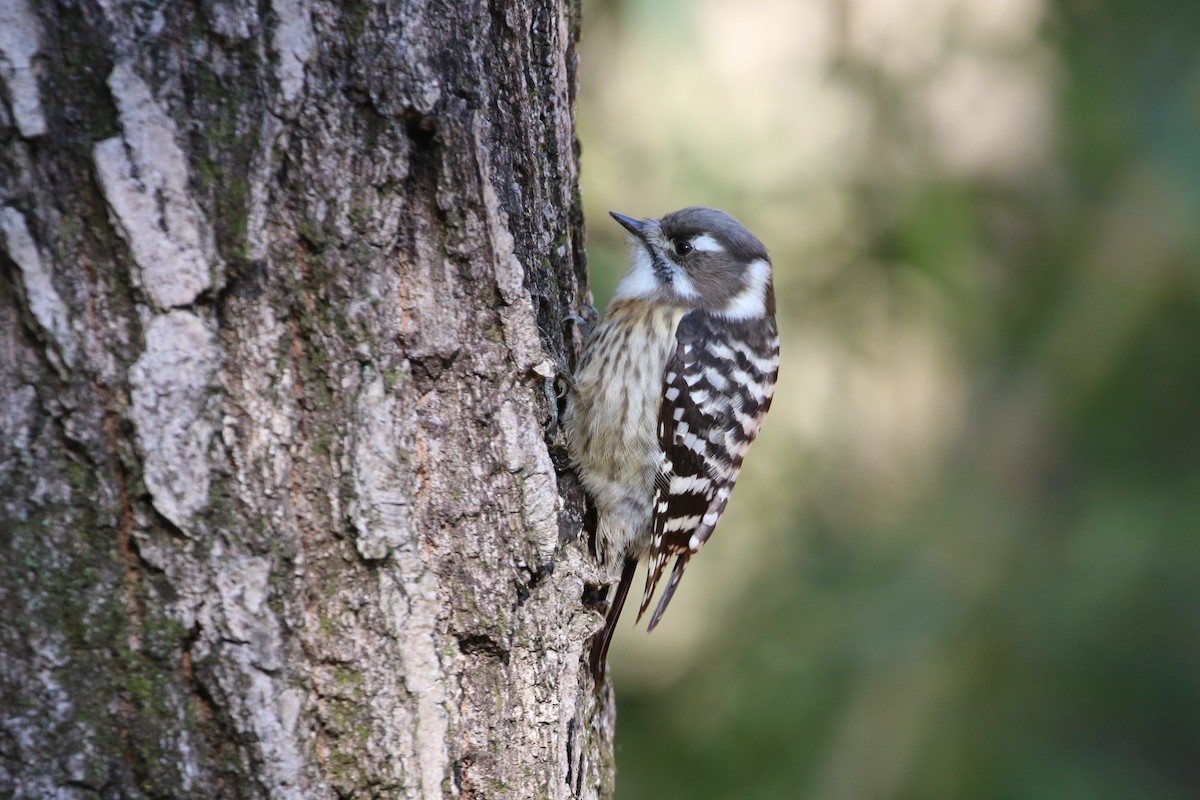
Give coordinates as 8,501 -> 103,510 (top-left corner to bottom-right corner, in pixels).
720,258 -> 772,321
690,234 -> 724,253
613,245 -> 660,300
611,238 -> 706,301
670,266 -> 700,298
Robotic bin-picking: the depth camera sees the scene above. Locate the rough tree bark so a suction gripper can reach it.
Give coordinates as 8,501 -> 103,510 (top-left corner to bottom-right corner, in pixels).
0,0 -> 614,797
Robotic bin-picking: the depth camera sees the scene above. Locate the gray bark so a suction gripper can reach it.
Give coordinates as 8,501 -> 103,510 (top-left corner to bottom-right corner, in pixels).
0,0 -> 613,797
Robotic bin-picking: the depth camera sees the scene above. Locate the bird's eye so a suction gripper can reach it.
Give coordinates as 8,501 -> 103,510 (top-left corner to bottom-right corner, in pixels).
673,239 -> 694,256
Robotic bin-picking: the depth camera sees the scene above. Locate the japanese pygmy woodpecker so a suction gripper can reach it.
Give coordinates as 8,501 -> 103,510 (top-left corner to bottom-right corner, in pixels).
564,207 -> 780,675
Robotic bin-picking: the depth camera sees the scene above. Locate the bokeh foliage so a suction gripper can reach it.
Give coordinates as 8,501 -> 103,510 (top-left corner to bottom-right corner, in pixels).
577,0 -> 1200,797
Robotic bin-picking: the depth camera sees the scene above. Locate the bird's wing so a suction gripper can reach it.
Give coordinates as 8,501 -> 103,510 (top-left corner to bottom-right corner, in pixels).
638,310 -> 780,629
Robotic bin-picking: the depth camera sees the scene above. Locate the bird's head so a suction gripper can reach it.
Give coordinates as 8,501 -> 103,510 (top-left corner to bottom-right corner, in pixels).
609,206 -> 775,320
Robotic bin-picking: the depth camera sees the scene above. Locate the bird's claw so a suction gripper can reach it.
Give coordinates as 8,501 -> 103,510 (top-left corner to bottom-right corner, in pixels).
564,303 -> 599,337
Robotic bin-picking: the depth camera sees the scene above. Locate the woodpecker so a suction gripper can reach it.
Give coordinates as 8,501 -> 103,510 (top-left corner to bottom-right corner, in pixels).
565,206 -> 779,676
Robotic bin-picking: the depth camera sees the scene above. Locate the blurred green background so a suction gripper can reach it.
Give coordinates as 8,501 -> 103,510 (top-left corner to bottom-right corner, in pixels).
576,0 -> 1200,797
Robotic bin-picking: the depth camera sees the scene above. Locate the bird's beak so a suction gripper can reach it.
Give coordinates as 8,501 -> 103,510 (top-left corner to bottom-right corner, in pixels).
610,211 -> 652,240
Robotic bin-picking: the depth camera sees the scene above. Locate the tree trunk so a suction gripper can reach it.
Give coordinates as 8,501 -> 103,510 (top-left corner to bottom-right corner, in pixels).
0,0 -> 613,797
